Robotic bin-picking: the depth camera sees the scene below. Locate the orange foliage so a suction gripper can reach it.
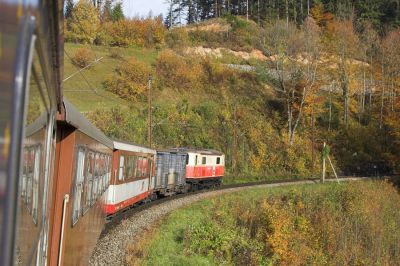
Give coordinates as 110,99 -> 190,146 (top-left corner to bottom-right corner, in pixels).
104,57 -> 152,101
71,48 -> 95,68
103,17 -> 166,47
155,50 -> 202,90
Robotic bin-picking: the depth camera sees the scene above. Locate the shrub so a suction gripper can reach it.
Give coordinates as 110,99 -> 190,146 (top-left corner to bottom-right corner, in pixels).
140,181 -> 400,265
71,48 -> 95,68
155,49 -> 202,90
165,27 -> 190,48
104,17 -> 166,47
103,57 -> 152,101
108,47 -> 122,59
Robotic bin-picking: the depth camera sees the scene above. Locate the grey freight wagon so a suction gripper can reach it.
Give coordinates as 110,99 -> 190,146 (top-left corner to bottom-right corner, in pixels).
155,150 -> 187,196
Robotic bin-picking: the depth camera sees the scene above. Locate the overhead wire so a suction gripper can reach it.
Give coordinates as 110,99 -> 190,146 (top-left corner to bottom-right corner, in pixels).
64,49 -> 122,104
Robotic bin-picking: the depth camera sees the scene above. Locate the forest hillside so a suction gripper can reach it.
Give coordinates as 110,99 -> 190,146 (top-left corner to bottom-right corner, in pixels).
64,0 -> 400,181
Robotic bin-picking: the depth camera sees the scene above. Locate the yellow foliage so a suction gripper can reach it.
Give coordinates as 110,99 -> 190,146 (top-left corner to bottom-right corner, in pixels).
156,49 -> 202,90
104,57 -> 152,101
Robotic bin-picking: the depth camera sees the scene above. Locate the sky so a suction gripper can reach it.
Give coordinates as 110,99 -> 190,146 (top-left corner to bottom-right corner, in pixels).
122,0 -> 169,18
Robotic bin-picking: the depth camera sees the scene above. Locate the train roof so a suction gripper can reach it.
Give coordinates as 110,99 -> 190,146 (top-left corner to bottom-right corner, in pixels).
168,148 -> 224,156
62,99 -> 113,149
156,149 -> 187,155
113,140 -> 156,155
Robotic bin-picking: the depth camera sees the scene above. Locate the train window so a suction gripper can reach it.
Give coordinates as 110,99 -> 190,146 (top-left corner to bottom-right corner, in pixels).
136,157 -> 142,179
118,155 -> 125,181
216,157 -> 221,165
21,150 -> 28,201
72,148 -> 85,225
93,154 -> 100,199
105,156 -> 111,188
148,160 -> 152,178
100,155 -> 105,193
185,155 -> 189,165
26,149 -> 34,213
96,154 -> 102,196
85,151 -> 94,208
142,158 -> 148,179
195,155 -> 198,166
202,157 -> 206,165
31,148 -> 40,225
125,156 -> 136,180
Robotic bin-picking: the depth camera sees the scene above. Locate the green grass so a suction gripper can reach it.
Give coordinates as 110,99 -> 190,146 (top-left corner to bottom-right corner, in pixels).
63,43 -> 158,112
137,181 -> 400,266
139,183 -> 317,265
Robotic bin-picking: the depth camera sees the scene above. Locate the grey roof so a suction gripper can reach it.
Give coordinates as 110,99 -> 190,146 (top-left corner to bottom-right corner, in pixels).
168,147 -> 224,156
113,139 -> 156,154
63,99 -> 113,149
25,113 -> 48,137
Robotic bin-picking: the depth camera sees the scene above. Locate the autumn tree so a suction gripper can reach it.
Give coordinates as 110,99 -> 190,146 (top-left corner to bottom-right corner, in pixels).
331,19 -> 359,129
67,0 -> 100,44
263,18 -> 321,146
111,1 -> 124,22
65,0 -> 74,19
104,57 -> 152,102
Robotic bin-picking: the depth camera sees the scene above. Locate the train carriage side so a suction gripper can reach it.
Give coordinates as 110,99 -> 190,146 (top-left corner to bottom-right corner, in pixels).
48,100 -> 113,266
0,0 -> 64,265
185,150 -> 225,190
155,150 -> 187,196
105,141 -> 156,217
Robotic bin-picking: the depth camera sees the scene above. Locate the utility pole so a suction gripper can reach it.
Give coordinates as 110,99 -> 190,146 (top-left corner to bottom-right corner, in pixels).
147,75 -> 152,148
311,104 -> 315,176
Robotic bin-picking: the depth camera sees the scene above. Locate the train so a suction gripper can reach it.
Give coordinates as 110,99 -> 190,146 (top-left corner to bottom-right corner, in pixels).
0,1 -> 225,265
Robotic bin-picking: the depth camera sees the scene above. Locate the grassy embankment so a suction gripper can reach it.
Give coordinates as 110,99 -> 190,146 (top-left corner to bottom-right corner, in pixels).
63,43 -> 158,112
128,181 -> 400,265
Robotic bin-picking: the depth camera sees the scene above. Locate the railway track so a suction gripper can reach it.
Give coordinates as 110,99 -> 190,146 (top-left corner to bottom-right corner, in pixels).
91,177 -> 366,265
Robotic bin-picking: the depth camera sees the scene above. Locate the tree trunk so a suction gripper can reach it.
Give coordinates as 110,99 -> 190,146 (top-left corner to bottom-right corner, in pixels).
285,0 -> 289,27
329,82 -> 333,131
246,0 -> 249,20
380,60 -> 385,129
300,0 -> 304,20
293,0 -> 297,24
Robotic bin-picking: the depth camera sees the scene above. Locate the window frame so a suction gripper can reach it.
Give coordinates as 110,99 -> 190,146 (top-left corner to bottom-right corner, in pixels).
72,147 -> 86,226
118,155 -> 125,181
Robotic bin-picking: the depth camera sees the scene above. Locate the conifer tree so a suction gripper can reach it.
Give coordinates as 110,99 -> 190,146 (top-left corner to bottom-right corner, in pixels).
65,0 -> 74,19
111,1 -> 124,22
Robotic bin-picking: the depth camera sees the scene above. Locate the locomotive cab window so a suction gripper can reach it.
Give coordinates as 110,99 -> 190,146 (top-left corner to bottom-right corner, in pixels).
216,157 -> 221,165
202,157 -> 206,165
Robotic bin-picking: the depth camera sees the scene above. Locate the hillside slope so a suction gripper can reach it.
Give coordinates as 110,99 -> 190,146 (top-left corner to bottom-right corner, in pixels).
64,16 -> 400,180
131,181 -> 400,265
